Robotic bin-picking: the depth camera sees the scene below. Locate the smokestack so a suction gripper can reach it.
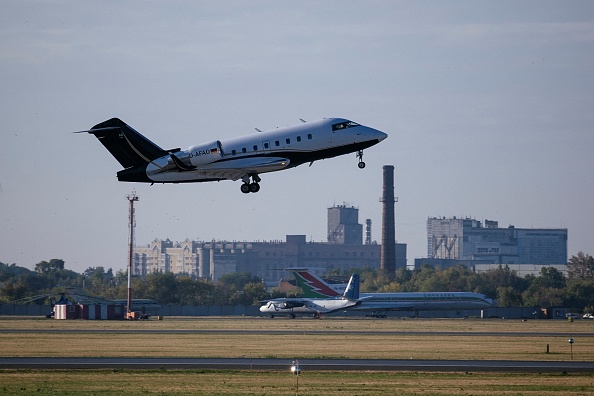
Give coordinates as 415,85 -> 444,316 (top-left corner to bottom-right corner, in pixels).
380,165 -> 396,272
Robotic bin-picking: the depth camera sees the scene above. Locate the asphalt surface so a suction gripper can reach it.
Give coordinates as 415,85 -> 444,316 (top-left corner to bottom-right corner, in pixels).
1,357 -> 593,372
2,328 -> 593,337
2,325 -> 593,373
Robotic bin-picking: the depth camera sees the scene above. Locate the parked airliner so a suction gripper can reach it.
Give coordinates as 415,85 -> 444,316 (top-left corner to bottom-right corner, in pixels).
290,269 -> 495,318
260,274 -> 361,318
80,117 -> 387,193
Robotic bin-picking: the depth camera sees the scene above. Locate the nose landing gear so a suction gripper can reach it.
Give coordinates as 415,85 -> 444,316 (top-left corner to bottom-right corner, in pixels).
357,150 -> 366,169
240,174 -> 261,194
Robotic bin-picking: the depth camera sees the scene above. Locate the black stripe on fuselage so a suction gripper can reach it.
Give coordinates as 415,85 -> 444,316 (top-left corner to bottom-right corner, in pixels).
216,139 -> 380,169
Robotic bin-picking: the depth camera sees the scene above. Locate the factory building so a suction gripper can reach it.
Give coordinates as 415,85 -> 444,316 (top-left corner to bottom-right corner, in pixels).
134,204 -> 406,282
422,217 -> 567,272
327,204 -> 363,244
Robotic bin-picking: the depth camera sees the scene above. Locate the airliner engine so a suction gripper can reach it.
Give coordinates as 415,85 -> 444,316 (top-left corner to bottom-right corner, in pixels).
187,140 -> 223,166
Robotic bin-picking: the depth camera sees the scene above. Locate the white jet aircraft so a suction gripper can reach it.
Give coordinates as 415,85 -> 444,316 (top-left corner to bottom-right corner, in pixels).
80,117 -> 387,193
260,274 -> 361,318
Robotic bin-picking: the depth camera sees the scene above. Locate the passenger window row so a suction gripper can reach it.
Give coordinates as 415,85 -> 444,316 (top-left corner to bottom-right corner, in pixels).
231,134 -> 313,156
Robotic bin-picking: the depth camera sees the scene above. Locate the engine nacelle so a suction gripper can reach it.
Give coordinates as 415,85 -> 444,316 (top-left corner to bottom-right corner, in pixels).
187,140 -> 223,166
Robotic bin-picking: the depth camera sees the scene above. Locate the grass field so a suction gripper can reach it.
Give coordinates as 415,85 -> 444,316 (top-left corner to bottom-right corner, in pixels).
1,370 -> 593,395
1,316 -> 593,395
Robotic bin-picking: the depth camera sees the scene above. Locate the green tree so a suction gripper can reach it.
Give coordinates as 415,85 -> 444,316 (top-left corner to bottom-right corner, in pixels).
35,259 -> 65,275
0,276 -> 33,302
143,272 -> 179,304
0,262 -> 31,281
240,282 -> 268,305
567,252 -> 594,281
535,267 -> 566,289
496,286 -> 523,307
218,272 -> 262,290
522,286 -> 565,307
211,282 -> 234,305
565,280 -> 594,311
479,265 -> 527,300
177,276 -> 201,305
521,267 -> 566,307
405,264 -> 437,291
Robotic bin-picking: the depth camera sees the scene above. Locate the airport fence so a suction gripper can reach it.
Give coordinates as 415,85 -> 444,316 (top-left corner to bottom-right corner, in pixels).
0,304 -> 551,320
0,303 -> 260,318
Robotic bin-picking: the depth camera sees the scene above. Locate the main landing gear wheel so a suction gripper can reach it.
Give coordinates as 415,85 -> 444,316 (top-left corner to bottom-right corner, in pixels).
241,174 -> 262,194
356,150 -> 366,168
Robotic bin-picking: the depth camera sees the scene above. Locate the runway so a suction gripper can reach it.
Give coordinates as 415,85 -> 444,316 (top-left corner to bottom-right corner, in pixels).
1,357 -> 593,372
3,328 -> 593,338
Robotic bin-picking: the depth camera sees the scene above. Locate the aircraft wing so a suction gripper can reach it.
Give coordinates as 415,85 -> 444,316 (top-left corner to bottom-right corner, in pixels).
261,298 -> 308,309
147,156 -> 291,182
280,300 -> 307,309
198,157 -> 291,180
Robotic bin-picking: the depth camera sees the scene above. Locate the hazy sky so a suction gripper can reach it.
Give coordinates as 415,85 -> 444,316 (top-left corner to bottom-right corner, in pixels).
1,1 -> 593,274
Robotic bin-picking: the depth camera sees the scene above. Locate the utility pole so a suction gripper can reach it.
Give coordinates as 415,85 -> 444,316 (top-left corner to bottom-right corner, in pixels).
126,190 -> 139,319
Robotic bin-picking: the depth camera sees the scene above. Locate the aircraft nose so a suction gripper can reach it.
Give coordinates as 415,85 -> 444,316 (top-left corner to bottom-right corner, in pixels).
354,124 -> 387,142
369,127 -> 388,142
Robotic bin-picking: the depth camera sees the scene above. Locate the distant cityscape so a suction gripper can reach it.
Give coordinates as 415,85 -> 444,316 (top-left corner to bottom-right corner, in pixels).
133,204 -> 568,282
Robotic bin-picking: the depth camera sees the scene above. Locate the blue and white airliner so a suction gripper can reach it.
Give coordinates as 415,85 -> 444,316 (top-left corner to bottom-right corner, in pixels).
81,117 -> 387,193
291,269 -> 495,318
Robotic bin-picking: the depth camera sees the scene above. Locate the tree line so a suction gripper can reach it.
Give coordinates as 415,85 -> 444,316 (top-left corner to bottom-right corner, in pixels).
1,252 -> 593,311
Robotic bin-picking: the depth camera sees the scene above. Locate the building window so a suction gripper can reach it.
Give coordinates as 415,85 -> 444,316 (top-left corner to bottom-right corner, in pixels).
275,141 -> 280,147
307,134 -> 312,140
286,138 -> 290,144
231,150 -> 236,156
253,145 -> 258,151
297,136 -> 301,142
242,147 -> 247,153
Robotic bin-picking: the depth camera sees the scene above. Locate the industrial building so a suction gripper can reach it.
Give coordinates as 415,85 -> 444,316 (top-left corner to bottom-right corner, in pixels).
133,204 -> 407,282
421,216 -> 568,273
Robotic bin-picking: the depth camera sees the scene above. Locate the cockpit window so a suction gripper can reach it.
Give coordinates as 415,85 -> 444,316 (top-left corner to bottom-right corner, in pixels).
332,121 -> 360,131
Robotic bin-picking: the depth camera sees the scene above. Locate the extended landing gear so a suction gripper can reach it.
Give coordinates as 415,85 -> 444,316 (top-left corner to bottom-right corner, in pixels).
240,174 -> 261,194
357,150 -> 366,169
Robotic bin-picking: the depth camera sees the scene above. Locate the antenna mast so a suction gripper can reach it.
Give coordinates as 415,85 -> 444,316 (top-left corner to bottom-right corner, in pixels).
126,190 -> 139,318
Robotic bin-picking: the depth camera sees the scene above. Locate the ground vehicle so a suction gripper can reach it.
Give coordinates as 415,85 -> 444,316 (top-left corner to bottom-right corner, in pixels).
566,312 -> 581,319
583,313 -> 594,319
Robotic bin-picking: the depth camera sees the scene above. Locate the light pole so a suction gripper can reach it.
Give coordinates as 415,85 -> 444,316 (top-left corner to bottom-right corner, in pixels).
291,359 -> 301,395
126,190 -> 139,319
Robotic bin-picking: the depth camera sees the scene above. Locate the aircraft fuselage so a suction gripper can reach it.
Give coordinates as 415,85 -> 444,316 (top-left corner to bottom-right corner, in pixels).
85,117 -> 387,193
